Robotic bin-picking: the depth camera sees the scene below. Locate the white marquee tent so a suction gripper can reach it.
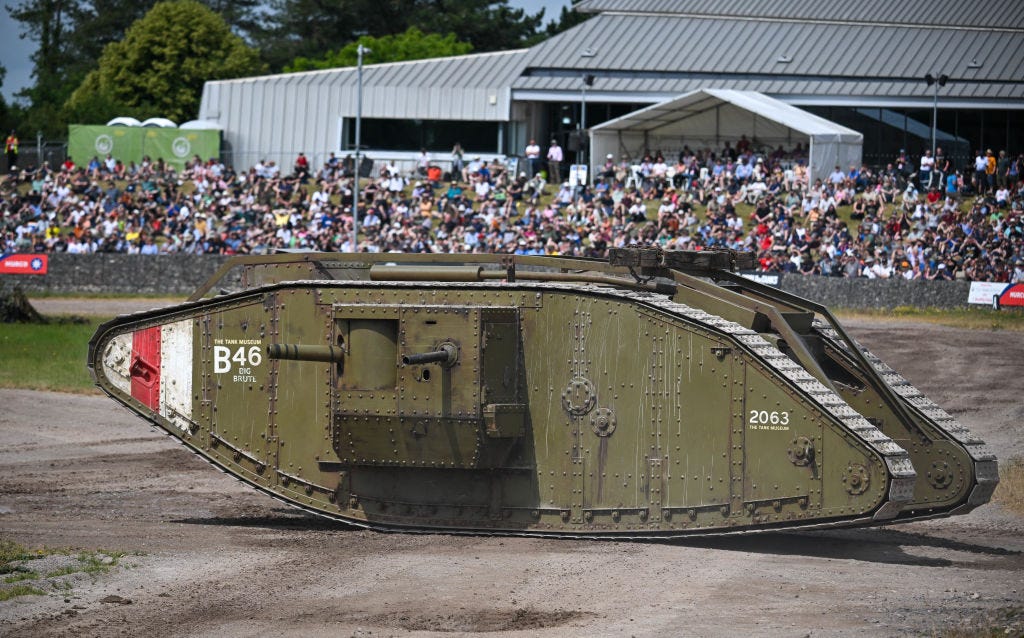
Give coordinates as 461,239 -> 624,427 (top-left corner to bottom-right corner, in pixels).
588,89 -> 863,184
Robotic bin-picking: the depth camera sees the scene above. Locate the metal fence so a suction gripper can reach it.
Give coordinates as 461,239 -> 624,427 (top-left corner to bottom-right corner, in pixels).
3,141 -> 68,173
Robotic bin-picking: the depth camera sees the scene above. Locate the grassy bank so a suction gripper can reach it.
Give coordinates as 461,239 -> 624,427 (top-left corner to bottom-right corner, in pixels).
0,318 -> 105,393
834,306 -> 1024,332
1,304 -> 1020,394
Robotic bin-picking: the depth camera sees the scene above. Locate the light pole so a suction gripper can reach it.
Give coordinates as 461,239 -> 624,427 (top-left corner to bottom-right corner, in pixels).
924,73 -> 949,159
352,44 -> 370,253
580,74 -> 594,183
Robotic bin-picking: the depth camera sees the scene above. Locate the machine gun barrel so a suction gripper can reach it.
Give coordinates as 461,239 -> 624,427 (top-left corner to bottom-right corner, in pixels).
401,343 -> 458,367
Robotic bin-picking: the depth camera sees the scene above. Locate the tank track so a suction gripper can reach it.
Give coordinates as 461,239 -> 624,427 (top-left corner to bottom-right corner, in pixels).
93,281 -> 918,539
812,320 -> 998,517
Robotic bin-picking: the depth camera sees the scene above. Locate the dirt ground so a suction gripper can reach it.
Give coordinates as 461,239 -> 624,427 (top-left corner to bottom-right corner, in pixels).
1,308 -> 1022,637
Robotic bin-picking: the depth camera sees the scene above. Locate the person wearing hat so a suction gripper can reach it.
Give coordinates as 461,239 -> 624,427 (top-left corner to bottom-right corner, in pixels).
546,139 -> 563,184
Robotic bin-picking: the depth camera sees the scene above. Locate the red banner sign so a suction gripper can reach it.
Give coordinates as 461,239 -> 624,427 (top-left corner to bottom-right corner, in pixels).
0,254 -> 48,275
998,283 -> 1024,307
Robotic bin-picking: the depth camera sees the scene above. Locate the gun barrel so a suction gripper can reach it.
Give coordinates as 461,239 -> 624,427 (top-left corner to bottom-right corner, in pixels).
401,343 -> 458,367
267,344 -> 345,363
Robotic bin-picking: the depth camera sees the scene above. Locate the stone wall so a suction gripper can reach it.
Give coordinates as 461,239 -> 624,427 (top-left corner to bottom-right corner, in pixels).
777,275 -> 971,310
3,255 -> 976,309
3,255 -> 230,296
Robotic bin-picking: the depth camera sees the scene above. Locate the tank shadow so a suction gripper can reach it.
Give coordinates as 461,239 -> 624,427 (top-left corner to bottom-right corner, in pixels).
171,509 -> 361,532
660,527 -> 1021,567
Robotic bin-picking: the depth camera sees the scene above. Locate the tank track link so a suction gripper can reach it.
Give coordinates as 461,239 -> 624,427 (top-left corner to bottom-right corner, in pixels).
812,320 -> 998,517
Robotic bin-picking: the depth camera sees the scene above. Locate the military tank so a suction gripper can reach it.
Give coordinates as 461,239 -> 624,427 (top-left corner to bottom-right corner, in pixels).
88,248 -> 997,538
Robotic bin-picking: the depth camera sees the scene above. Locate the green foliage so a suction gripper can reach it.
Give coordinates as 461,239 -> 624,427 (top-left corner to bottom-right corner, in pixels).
408,0 -> 544,53
287,27 -> 473,72
540,5 -> 593,41
4,570 -> 40,583
7,0 -> 83,136
0,539 -> 37,569
261,0 -> 544,72
63,0 -> 265,124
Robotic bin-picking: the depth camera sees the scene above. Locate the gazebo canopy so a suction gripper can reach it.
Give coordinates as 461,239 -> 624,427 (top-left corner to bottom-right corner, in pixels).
589,89 -> 863,183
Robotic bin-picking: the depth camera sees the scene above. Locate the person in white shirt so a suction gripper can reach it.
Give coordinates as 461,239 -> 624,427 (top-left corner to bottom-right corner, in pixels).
546,140 -> 563,184
524,139 -> 541,178
919,150 -> 935,188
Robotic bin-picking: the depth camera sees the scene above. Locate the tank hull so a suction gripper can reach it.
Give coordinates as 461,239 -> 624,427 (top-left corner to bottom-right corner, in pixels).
87,251 -> 994,537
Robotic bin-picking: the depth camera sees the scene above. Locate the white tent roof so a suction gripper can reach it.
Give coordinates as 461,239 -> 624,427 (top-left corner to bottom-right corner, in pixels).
140,117 -> 178,128
592,89 -> 862,141
106,116 -> 142,127
589,89 -> 863,183
180,119 -> 224,130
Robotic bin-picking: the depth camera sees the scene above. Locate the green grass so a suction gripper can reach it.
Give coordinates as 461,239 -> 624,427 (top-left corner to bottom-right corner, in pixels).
834,306 -> 1024,332
0,318 -> 106,393
3,570 -> 40,583
77,550 -> 124,575
0,585 -> 45,601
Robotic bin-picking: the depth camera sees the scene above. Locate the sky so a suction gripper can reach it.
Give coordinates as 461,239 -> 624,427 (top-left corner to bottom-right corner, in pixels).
0,0 -> 572,103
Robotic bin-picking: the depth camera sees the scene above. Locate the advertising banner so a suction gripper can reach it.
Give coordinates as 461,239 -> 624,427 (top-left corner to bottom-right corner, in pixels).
0,253 -> 48,275
69,125 -> 144,167
143,128 -> 220,171
967,281 -> 1024,307
67,125 -> 220,172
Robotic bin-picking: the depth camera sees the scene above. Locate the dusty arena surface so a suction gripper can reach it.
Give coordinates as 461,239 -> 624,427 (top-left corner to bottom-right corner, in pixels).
1,311 -> 1022,637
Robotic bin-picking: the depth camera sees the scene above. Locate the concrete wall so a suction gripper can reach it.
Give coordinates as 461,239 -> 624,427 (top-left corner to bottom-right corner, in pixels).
3,255 -> 975,309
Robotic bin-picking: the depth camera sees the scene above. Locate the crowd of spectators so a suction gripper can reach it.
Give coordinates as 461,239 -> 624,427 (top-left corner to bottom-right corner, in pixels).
1,142 -> 1022,284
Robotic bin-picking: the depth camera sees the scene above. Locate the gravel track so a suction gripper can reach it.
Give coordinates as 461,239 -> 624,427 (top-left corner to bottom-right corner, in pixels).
1,304 -> 1022,637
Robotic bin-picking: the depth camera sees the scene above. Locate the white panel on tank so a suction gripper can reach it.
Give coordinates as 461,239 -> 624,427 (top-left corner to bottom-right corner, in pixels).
101,333 -> 133,396
160,319 -> 194,433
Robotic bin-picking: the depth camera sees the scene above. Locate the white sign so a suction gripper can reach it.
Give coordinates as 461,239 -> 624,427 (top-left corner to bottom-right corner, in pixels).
568,164 -> 588,187
968,281 -> 1008,305
740,272 -> 780,287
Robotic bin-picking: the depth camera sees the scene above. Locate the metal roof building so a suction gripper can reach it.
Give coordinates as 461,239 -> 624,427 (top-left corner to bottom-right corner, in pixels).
198,0 -> 1024,171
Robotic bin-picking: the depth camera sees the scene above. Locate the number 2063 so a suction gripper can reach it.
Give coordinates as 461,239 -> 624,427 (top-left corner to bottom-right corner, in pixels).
748,410 -> 790,427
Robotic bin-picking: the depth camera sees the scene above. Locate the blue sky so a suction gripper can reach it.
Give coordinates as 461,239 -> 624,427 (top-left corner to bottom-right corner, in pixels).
0,0 -> 572,103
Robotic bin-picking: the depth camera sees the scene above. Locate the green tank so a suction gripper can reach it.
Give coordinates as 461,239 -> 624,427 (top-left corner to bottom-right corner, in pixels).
87,248 -> 997,537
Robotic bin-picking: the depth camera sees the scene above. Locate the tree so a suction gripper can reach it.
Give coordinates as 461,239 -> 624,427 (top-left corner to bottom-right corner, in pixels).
408,0 -> 544,53
64,0 -> 265,124
286,27 -> 473,72
258,0 -> 545,73
539,5 -> 592,41
7,0 -> 83,135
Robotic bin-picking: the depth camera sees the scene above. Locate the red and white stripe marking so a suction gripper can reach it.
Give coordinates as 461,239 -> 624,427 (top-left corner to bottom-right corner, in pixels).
101,320 -> 194,432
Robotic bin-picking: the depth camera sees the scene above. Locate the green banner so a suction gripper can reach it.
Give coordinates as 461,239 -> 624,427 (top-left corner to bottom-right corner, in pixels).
67,125 -> 220,172
142,128 -> 220,171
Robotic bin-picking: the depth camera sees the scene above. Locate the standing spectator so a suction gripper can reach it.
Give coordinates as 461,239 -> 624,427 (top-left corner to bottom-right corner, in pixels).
985,149 -> 997,194
919,149 -> 934,188
450,142 -> 464,180
546,139 -> 563,184
934,146 -> 950,186
974,150 -> 988,194
417,148 -> 430,177
997,150 -> 1011,188
524,138 -> 541,178
4,130 -> 17,171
